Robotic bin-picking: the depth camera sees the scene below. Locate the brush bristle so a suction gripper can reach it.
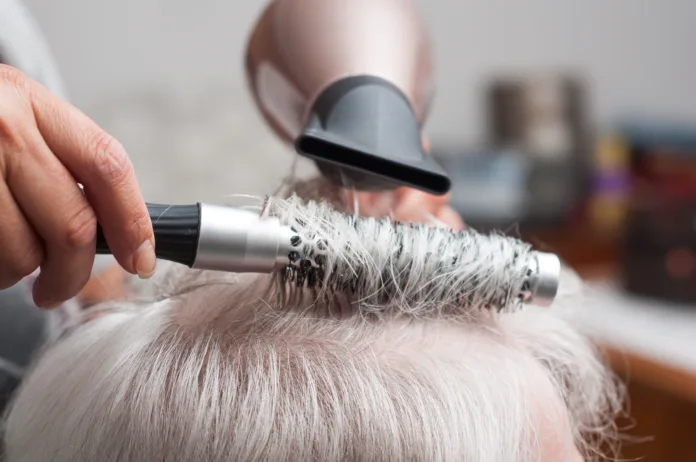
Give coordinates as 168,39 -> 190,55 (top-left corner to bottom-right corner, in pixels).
264,195 -> 536,318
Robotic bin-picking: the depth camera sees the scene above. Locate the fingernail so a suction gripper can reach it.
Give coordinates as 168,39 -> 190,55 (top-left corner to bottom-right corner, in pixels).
133,240 -> 156,279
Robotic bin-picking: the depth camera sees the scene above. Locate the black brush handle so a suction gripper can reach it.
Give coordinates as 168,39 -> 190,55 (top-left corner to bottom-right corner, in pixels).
95,203 -> 201,267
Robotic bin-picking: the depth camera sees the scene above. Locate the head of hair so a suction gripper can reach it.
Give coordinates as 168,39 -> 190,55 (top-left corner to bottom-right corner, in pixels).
2,179 -> 623,462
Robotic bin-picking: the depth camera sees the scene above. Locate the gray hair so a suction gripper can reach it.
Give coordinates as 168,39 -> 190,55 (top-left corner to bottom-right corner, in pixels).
2,192 -> 623,462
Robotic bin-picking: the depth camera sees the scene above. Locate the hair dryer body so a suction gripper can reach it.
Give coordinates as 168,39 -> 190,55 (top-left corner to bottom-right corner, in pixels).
245,0 -> 450,195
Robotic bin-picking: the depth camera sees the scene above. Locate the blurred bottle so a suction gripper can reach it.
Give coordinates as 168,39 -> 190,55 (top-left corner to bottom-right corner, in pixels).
487,75 -> 591,228
588,134 -> 630,233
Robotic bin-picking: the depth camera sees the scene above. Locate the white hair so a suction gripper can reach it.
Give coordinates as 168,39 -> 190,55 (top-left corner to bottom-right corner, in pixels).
264,194 -> 535,315
2,184 -> 623,462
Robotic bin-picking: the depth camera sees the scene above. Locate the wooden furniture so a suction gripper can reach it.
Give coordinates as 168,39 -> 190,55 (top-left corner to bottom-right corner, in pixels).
523,225 -> 696,461
580,287 -> 696,461
605,346 -> 696,461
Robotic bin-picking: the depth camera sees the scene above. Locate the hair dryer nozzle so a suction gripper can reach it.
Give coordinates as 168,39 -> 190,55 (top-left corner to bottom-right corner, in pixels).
295,76 -> 451,195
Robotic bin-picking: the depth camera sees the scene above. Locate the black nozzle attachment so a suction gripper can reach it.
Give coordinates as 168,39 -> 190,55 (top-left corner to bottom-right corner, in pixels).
295,75 -> 450,195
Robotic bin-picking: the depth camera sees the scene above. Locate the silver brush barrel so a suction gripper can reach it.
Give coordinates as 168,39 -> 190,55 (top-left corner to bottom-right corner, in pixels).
96,201 -> 561,309
194,204 -> 297,273
522,252 -> 561,307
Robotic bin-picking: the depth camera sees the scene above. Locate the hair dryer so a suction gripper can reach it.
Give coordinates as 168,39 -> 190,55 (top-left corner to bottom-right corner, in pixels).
245,0 -> 450,195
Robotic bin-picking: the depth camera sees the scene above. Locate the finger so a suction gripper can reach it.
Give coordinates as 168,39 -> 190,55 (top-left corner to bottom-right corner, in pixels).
422,134 -> 431,152
393,189 -> 449,223
396,187 -> 450,209
5,132 -> 96,307
78,264 -> 129,306
345,190 -> 400,218
0,181 -> 43,289
436,206 -> 466,231
22,78 -> 155,278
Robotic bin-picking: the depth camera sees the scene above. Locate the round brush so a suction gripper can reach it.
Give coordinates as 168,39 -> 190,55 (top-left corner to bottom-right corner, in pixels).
95,201 -> 560,309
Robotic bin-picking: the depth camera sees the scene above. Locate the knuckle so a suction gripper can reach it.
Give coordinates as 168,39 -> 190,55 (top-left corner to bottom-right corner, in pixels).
0,98 -> 34,172
90,132 -> 133,186
0,111 -> 30,154
129,208 -> 153,243
0,64 -> 26,87
61,203 -> 97,249
0,118 -> 24,154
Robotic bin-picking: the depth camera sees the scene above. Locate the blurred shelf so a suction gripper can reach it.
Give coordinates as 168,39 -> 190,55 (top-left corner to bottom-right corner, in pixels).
519,224 -> 619,269
574,278 -> 696,403
519,222 -> 696,404
588,285 -> 696,461
603,344 -> 696,404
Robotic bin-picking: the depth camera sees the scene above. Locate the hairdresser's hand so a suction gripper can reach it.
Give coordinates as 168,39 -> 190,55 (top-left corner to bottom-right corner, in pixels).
0,65 -> 155,308
349,188 -> 466,230
394,188 -> 465,230
347,135 -> 466,230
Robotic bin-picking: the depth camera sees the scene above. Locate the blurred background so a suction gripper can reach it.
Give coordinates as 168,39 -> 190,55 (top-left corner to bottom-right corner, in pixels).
15,0 -> 696,459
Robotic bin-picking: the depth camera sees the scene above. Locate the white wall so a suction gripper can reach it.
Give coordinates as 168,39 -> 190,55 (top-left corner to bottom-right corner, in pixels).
421,0 -> 696,143
22,0 -> 696,144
